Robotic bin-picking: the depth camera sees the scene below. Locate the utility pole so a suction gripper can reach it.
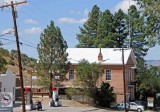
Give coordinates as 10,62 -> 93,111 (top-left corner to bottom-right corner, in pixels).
122,47 -> 127,112
114,48 -> 127,112
0,1 -> 27,112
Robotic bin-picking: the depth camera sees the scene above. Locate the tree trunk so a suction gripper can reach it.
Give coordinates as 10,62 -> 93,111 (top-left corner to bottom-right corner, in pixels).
49,73 -> 53,98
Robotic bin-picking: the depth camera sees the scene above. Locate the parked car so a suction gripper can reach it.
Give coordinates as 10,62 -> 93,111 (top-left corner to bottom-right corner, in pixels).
129,102 -> 145,112
113,103 -> 129,111
135,100 -> 147,109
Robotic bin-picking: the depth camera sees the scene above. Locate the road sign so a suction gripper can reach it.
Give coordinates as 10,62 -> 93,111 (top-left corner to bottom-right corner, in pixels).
0,92 -> 13,111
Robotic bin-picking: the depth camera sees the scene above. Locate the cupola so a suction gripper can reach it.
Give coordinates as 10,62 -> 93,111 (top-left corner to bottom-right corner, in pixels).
98,48 -> 103,62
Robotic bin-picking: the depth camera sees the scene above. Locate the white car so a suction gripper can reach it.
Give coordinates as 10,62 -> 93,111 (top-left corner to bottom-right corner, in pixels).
129,102 -> 145,112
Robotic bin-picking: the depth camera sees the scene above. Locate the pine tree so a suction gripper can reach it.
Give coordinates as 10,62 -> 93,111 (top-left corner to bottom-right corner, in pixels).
76,5 -> 101,48
95,9 -> 115,47
126,5 -> 149,59
113,9 -> 127,48
136,0 -> 160,44
37,21 -> 69,97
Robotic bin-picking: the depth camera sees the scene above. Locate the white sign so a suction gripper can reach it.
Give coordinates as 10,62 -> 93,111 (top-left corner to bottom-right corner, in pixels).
55,76 -> 60,80
147,97 -> 154,107
0,92 -> 13,107
32,76 -> 37,80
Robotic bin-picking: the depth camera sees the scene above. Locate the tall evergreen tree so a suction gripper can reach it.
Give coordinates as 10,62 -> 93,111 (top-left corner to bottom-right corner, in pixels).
126,5 -> 149,59
135,0 -> 160,44
95,9 -> 115,47
76,5 -> 101,48
37,21 -> 69,97
113,9 -> 127,48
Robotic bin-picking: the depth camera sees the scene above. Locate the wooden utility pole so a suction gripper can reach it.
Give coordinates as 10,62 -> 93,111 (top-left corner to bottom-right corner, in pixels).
122,47 -> 127,112
0,1 -> 27,112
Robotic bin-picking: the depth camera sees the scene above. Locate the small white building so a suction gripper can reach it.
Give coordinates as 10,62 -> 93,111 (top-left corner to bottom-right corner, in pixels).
0,68 -> 16,102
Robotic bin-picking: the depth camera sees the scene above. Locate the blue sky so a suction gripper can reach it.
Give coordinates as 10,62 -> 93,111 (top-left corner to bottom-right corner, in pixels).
0,0 -> 160,60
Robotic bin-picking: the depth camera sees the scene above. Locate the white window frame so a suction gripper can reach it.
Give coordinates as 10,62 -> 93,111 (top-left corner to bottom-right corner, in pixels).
69,69 -> 74,80
106,69 -> 111,80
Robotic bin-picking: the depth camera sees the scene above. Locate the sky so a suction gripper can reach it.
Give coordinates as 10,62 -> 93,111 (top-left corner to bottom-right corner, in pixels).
0,0 -> 160,60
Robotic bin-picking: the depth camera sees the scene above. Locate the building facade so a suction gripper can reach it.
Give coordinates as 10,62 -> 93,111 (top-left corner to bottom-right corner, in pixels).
61,48 -> 136,103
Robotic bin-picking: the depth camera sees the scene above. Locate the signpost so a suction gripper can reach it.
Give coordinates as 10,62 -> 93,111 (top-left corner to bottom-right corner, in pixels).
0,92 -> 13,112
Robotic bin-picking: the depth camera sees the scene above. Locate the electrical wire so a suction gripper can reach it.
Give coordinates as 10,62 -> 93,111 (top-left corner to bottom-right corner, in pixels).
0,37 -> 37,49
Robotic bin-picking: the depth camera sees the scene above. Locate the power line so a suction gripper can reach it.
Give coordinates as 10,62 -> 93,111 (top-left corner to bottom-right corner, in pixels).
0,37 -> 37,49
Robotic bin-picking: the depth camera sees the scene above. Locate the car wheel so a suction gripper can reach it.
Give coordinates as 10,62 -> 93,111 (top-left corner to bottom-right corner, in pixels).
137,108 -> 142,112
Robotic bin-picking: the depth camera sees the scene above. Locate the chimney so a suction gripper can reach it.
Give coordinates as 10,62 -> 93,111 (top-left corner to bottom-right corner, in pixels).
98,48 -> 103,62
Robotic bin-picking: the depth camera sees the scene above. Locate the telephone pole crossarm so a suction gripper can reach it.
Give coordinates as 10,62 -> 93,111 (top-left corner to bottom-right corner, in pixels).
0,1 -> 27,8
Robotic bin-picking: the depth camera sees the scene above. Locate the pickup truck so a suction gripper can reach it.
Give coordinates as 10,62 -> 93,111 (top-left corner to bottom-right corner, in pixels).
129,102 -> 145,112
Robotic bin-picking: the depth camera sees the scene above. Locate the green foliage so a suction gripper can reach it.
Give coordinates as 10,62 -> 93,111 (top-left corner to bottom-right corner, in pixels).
37,20 -> 69,97
76,5 -> 101,48
65,87 -> 82,100
74,59 -> 103,103
9,49 -> 37,69
8,60 -> 15,66
0,48 -> 9,57
135,63 -> 160,100
135,0 -> 160,45
0,57 -> 7,74
95,82 -> 115,107
0,47 -> 7,73
125,5 -> 149,60
76,4 -> 156,62
113,9 -> 127,47
95,9 -> 115,47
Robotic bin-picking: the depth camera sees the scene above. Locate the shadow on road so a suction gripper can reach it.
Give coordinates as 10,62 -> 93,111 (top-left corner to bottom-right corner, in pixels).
13,102 -> 21,108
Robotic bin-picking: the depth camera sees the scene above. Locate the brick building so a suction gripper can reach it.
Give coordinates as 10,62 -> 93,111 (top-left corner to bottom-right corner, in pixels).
61,48 -> 136,103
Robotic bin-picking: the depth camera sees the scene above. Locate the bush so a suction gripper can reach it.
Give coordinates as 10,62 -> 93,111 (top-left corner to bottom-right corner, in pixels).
8,60 -> 15,66
95,82 -> 115,107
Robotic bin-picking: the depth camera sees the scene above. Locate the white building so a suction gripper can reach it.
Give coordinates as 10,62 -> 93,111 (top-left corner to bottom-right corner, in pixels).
0,68 -> 16,102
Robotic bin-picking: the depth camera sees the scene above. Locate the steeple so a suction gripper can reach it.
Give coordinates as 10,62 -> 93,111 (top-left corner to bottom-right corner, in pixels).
98,48 -> 103,62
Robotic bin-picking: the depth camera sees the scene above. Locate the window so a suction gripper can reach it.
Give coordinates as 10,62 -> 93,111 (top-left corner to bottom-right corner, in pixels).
106,70 -> 111,80
69,69 -> 74,80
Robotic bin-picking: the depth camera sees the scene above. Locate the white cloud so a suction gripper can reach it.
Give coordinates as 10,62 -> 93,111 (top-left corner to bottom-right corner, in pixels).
58,17 -> 87,24
114,0 -> 137,12
1,28 -> 14,35
0,0 -> 26,4
24,27 -> 42,35
24,19 -> 38,24
58,9 -> 88,24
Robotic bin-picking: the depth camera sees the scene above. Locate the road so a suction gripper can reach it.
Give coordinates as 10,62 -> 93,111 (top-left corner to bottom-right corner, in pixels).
13,102 -> 111,112
13,97 -> 155,112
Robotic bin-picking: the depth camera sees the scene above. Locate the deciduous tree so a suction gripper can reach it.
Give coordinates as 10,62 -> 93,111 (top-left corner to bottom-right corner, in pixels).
74,59 -> 103,104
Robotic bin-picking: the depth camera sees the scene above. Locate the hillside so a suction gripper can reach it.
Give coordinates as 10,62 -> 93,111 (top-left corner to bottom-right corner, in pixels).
0,47 -> 37,86
145,60 -> 160,66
